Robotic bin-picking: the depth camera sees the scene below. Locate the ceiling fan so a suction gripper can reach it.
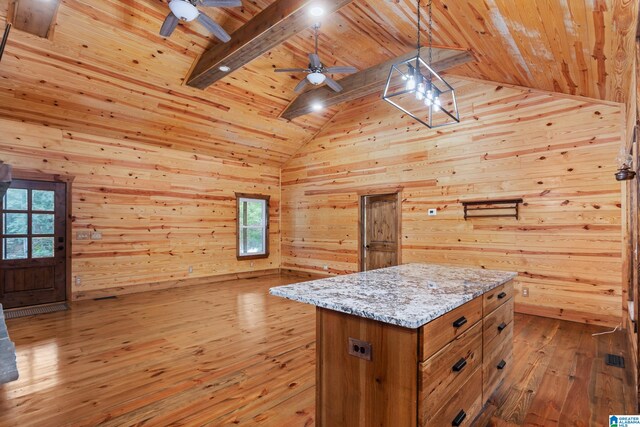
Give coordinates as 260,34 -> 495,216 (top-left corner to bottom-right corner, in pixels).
159,0 -> 241,42
275,23 -> 357,93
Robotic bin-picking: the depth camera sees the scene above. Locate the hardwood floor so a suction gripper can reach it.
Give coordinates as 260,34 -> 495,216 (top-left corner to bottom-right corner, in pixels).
0,274 -> 635,426
476,314 -> 636,426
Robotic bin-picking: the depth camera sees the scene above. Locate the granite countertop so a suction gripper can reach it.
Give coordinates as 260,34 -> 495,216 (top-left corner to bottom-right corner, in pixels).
270,263 -> 517,329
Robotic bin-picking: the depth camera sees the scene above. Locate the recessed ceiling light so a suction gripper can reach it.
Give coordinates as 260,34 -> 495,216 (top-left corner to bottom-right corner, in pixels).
309,5 -> 324,17
219,65 -> 231,72
311,102 -> 323,111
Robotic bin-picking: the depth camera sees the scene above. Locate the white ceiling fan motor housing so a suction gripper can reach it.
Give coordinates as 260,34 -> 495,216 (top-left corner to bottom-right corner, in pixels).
307,72 -> 327,85
169,0 -> 200,22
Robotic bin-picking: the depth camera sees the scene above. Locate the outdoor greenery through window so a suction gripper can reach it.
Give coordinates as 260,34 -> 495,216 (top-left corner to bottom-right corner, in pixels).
2,187 -> 56,260
236,194 -> 269,259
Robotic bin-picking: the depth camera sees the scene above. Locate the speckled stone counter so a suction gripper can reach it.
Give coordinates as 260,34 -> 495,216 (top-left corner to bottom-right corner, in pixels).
270,263 -> 517,329
0,304 -> 19,385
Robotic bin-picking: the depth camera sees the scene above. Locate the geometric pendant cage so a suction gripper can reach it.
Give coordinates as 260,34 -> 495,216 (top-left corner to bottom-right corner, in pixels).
382,0 -> 460,129
382,55 -> 459,128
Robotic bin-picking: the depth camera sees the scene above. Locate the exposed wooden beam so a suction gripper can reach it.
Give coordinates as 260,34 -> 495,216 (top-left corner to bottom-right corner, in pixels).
280,48 -> 473,120
187,0 -> 355,89
7,0 -> 61,39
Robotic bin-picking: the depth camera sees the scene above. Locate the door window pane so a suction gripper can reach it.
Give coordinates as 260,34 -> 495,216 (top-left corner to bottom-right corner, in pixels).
32,190 -> 55,211
32,237 -> 54,258
4,213 -> 28,235
3,189 -> 28,210
32,214 -> 54,235
3,237 -> 28,260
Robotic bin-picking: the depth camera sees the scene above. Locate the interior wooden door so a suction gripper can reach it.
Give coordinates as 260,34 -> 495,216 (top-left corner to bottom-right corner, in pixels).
361,193 -> 400,271
0,179 -> 67,308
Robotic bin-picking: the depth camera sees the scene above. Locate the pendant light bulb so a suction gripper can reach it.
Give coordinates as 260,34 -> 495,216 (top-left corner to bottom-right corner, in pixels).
434,96 -> 441,111
424,97 -> 432,106
416,82 -> 425,100
406,75 -> 416,91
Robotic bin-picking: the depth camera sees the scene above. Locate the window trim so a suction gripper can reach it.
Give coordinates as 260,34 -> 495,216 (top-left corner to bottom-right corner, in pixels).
235,193 -> 270,260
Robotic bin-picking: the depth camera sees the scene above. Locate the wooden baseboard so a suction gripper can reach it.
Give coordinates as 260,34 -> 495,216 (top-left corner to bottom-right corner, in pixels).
73,269 -> 281,301
280,268 -> 332,280
515,302 -> 621,328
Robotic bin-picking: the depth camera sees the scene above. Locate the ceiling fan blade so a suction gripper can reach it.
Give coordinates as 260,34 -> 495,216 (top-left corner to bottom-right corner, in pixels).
197,13 -> 231,42
274,68 -> 309,73
325,77 -> 343,92
159,12 -> 179,37
200,0 -> 242,7
294,78 -> 309,93
325,66 -> 357,74
309,53 -> 321,68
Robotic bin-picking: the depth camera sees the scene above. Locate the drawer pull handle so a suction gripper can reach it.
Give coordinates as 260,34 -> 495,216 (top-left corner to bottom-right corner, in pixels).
452,316 -> 467,328
497,359 -> 507,370
497,291 -> 507,299
497,322 -> 507,332
452,357 -> 467,372
452,409 -> 467,426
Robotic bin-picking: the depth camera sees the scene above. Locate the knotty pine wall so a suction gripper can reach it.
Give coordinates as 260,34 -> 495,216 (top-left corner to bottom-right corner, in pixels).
0,117 -> 280,299
282,78 -> 624,327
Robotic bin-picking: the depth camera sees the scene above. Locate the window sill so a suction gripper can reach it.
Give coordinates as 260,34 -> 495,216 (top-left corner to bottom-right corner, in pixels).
237,254 -> 269,261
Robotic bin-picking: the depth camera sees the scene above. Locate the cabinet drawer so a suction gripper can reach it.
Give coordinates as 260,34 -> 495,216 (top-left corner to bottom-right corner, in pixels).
483,297 -> 514,344
419,322 -> 482,424
483,281 -> 514,314
422,368 -> 483,427
420,296 -> 482,360
483,324 -> 513,401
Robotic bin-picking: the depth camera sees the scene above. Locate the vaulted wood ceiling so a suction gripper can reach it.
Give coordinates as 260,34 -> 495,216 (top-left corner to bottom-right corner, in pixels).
0,0 -> 636,166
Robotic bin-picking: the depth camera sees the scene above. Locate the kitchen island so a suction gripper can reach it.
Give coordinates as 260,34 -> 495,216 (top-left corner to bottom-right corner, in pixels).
0,304 -> 19,385
270,263 -> 517,427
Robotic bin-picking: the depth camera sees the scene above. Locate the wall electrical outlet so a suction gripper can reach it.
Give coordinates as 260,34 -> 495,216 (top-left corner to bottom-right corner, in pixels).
428,209 -> 437,216
77,231 -> 91,240
75,276 -> 82,285
250,261 -> 254,268
348,337 -> 372,361
91,231 -> 102,240
323,265 -> 329,271
188,266 -> 193,274
522,287 -> 529,297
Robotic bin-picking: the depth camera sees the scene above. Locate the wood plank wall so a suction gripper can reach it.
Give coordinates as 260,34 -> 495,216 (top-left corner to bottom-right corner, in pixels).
281,77 -> 625,327
0,117 -> 280,299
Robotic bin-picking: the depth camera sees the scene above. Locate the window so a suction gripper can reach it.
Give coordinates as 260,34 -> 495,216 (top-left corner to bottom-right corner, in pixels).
236,193 -> 269,260
2,186 -> 57,260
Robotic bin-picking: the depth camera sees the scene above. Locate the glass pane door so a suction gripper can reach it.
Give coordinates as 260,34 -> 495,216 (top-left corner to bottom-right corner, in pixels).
2,187 -> 56,260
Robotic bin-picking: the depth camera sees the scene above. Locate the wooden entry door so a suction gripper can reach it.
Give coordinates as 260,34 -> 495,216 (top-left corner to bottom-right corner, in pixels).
360,193 -> 400,271
0,179 -> 67,308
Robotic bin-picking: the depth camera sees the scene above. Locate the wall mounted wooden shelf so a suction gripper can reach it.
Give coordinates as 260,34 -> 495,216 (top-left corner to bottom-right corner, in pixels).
462,199 -> 523,220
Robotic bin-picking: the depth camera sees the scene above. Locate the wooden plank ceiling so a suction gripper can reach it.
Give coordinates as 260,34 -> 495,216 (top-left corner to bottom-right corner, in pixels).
0,0 -> 636,166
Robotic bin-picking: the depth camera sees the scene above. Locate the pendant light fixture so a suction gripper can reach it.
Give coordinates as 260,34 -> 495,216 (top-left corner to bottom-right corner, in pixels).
382,0 -> 459,128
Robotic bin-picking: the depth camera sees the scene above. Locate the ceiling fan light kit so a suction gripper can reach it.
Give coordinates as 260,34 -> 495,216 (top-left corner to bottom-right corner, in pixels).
383,0 -> 459,129
169,0 -> 200,21
274,22 -> 357,98
160,0 -> 241,42
307,72 -> 326,85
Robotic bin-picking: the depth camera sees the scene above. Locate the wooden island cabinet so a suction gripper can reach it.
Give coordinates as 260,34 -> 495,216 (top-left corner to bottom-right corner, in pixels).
271,263 -> 516,426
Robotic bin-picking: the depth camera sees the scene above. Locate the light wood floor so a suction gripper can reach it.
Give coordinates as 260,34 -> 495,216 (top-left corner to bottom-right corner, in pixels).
0,274 -> 635,426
